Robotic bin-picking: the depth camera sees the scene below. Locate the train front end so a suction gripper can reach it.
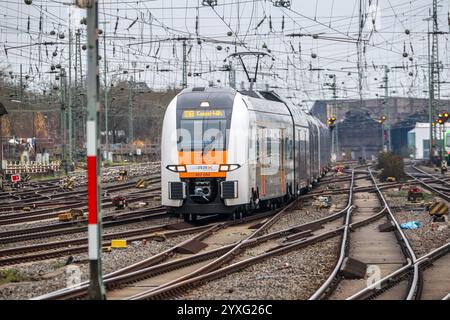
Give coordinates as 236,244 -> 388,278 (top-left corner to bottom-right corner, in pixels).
161,87 -> 249,220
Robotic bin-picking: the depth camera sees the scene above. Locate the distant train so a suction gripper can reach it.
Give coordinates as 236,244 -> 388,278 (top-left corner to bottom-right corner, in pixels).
161,87 -> 331,220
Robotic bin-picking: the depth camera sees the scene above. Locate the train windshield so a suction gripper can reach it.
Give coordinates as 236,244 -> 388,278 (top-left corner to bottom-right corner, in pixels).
177,118 -> 227,152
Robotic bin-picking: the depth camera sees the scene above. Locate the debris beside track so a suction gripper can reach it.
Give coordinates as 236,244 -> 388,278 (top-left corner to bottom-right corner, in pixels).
268,193 -> 348,234
385,189 -> 450,257
182,238 -> 339,300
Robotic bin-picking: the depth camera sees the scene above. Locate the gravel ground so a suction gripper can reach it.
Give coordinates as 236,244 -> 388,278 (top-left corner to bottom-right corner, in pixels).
182,238 -> 339,300
269,193 -> 348,234
0,233 -> 192,300
385,188 -> 450,257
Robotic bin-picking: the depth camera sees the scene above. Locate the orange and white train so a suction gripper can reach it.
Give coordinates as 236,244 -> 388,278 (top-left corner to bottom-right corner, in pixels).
161,87 -> 330,221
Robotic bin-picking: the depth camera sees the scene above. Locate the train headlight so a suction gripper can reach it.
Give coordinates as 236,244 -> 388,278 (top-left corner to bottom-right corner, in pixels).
166,165 -> 187,172
219,164 -> 241,172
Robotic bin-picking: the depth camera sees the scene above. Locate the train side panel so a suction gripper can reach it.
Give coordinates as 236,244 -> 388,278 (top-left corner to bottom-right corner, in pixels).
223,94 -> 250,206
161,97 -> 183,208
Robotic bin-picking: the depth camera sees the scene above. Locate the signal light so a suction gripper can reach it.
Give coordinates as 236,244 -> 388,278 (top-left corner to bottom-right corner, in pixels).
378,115 -> 386,124
437,111 -> 449,125
327,116 -> 337,127
381,115 -> 386,120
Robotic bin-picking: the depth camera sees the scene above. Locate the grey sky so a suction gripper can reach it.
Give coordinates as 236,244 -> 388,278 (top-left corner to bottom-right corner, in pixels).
1,0 -> 450,108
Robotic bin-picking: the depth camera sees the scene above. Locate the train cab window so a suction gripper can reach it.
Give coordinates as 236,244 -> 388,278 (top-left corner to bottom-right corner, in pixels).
178,119 -> 226,152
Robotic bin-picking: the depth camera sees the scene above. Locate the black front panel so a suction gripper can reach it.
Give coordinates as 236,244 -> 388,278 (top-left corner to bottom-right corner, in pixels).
221,181 -> 237,199
169,182 -> 185,200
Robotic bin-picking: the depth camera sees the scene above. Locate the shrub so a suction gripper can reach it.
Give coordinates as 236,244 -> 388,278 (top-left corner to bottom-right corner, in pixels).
377,151 -> 405,182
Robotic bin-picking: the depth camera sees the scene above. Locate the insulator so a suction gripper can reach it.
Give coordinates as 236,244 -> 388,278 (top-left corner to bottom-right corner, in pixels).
227,31 -> 232,36
24,0 -> 32,5
269,16 -> 273,31
282,15 -> 285,31
114,16 -> 119,34
256,15 -> 266,29
311,53 -> 317,59
58,33 -> 65,39
50,30 -> 56,36
405,29 -> 410,35
27,16 -> 30,33
195,15 -> 199,34
82,44 -> 87,50
216,45 -> 222,51
52,51 -> 57,57
56,63 -> 61,69
127,17 -> 138,30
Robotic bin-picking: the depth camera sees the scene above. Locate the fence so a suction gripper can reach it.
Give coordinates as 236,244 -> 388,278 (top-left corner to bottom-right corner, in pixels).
4,161 -> 61,174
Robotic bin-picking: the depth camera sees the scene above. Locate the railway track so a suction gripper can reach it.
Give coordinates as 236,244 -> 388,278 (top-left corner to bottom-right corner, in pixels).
336,166 -> 450,300
0,206 -> 168,244
0,175 -> 161,211
0,182 -> 161,227
310,167 -> 414,300
34,208 -> 291,300
32,167 -> 358,300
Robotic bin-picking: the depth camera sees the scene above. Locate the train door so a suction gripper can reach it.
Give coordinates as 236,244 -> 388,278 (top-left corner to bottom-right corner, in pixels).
280,129 -> 286,195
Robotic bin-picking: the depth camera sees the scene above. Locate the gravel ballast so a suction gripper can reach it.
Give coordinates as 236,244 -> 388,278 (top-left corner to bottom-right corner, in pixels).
182,238 -> 339,300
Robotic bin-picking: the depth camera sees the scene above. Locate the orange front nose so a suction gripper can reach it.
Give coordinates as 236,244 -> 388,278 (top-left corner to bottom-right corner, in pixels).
178,150 -> 228,178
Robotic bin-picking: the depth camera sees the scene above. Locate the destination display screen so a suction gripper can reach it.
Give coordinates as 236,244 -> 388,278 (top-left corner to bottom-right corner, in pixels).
182,109 -> 225,119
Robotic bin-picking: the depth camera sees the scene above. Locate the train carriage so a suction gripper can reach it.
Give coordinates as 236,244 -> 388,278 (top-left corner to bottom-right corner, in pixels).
161,87 -> 330,220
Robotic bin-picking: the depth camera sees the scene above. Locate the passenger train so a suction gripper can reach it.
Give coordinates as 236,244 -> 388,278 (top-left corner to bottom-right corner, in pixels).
161,87 -> 331,220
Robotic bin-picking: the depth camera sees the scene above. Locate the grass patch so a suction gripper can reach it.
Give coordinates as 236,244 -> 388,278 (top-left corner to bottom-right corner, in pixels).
52,261 -> 66,269
0,269 -> 25,285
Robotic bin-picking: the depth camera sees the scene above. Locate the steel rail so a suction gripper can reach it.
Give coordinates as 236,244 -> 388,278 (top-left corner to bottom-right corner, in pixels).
345,168 -> 421,300
308,169 -> 355,300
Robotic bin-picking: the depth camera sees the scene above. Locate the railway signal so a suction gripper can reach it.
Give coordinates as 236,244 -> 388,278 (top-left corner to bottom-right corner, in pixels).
328,116 -> 336,127
437,111 -> 449,124
10,174 -> 21,183
378,115 -> 387,124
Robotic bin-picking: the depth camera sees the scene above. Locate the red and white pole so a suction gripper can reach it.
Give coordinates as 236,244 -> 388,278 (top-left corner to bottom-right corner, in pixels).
83,0 -> 105,299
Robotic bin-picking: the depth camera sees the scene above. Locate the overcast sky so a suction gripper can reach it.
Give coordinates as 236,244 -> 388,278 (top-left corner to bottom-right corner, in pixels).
1,0 -> 450,108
